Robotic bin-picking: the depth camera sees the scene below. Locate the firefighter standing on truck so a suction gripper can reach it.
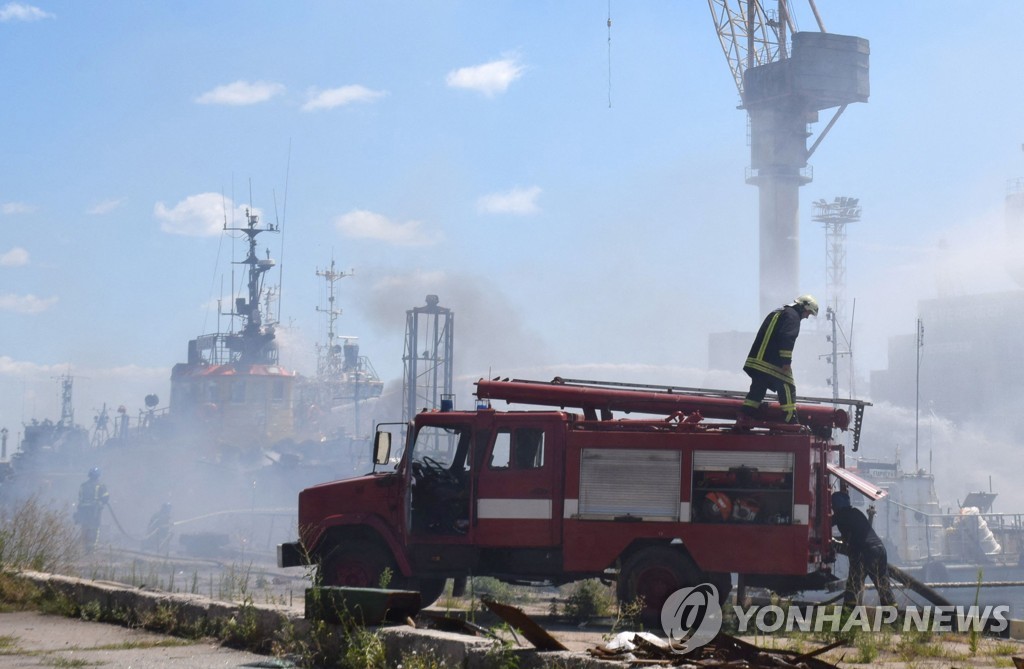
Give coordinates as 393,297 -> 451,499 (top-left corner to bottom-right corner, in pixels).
741,294 -> 818,424
831,491 -> 896,607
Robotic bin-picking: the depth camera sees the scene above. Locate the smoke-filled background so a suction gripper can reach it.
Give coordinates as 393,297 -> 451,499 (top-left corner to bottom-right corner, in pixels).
3,1 -> 1024,540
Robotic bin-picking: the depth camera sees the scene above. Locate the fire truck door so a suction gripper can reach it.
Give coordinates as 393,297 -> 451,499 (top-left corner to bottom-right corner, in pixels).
475,424 -> 560,547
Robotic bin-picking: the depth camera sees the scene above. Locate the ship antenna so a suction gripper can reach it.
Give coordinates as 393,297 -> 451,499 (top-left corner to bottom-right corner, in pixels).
202,191 -> 230,336
276,140 -> 291,324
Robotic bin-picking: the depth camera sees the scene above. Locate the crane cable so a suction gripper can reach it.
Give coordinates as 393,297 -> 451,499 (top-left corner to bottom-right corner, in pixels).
607,0 -> 612,108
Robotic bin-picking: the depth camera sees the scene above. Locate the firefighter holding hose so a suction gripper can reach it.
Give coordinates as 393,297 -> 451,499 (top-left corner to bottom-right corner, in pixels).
831,490 -> 896,607
74,467 -> 109,552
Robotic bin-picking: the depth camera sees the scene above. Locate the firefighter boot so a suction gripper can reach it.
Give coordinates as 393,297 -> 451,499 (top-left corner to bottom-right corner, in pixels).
734,404 -> 759,432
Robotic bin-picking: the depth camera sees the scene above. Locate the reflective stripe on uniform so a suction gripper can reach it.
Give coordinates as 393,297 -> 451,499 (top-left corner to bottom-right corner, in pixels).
755,312 -> 781,361
744,357 -> 794,384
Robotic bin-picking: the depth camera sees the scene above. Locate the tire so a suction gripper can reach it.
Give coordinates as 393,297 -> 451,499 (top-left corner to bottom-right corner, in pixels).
413,578 -> 447,607
388,574 -> 447,606
618,546 -> 703,627
320,539 -> 396,588
320,540 -> 447,606
705,571 -> 733,606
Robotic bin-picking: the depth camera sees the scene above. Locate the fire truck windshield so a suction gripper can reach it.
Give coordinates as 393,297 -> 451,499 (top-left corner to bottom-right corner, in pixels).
410,425 -> 471,472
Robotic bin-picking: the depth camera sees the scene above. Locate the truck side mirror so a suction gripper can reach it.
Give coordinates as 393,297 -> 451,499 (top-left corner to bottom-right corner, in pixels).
373,431 -> 392,466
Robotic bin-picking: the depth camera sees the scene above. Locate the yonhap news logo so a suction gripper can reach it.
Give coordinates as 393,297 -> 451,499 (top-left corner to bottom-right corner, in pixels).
661,582 -> 1011,652
660,584 -> 723,653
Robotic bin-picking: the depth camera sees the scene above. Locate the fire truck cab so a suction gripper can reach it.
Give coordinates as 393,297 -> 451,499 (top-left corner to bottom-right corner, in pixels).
279,377 -> 880,620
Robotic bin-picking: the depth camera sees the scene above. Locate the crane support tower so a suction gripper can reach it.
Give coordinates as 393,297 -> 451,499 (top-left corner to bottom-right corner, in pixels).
708,1 -> 869,315
402,295 -> 454,423
812,196 -> 860,326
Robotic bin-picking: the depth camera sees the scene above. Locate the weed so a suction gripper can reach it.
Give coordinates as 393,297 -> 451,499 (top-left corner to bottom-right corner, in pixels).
273,617 -> 343,667
78,600 -> 102,622
483,626 -> 521,669
138,603 -> 183,634
218,597 -> 264,652
0,572 -> 44,611
398,648 -> 445,669
561,579 -> 613,623
0,495 -> 81,573
470,577 -> 515,603
610,596 -> 645,634
378,566 -> 393,589
850,632 -> 879,664
987,641 -> 1022,656
0,634 -> 19,651
218,562 -> 254,601
37,587 -> 80,618
44,659 -> 102,667
895,627 -> 956,662
341,624 -> 386,668
969,567 -> 983,655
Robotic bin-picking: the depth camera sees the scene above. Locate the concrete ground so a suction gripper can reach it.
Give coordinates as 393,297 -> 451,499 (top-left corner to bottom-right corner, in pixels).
6,570 -> 1024,668
0,610 -> 280,668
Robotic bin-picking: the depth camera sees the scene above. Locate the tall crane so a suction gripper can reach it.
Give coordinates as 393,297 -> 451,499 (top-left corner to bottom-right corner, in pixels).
707,1 -> 869,315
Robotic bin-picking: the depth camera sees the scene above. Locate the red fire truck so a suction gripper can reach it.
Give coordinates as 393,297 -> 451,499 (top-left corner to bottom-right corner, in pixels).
278,377 -> 882,619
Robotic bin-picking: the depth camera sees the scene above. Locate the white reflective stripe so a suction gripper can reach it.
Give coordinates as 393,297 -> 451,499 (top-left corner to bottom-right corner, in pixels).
478,498 -> 552,520
680,502 -> 691,523
564,498 -> 579,518
793,504 -> 809,525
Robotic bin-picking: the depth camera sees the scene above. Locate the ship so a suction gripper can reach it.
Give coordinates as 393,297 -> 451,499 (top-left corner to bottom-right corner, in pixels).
167,209 -> 298,454
0,206 -> 386,557
850,456 -> 1024,582
293,258 -> 383,440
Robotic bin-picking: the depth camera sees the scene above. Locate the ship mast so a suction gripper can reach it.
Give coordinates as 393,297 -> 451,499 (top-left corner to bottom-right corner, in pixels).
315,259 -> 350,380
225,209 -> 279,365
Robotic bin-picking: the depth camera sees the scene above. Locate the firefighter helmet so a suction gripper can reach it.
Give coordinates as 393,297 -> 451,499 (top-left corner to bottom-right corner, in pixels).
831,491 -> 851,510
792,294 -> 819,316
88,467 -> 100,480
704,491 -> 733,521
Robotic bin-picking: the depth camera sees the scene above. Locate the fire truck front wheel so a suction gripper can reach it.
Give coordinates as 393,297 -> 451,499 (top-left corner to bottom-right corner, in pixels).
319,540 -> 446,605
618,546 -> 702,626
320,539 -> 396,588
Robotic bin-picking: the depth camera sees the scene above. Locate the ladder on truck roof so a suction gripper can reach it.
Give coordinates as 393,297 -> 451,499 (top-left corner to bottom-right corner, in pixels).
474,377 -> 870,452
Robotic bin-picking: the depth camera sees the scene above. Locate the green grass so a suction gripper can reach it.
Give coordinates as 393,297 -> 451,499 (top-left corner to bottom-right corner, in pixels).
42,658 -> 103,668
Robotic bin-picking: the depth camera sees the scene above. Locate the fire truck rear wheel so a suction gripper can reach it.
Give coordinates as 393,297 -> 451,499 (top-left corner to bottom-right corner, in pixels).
320,539 -> 396,588
618,546 -> 702,627
403,578 -> 446,606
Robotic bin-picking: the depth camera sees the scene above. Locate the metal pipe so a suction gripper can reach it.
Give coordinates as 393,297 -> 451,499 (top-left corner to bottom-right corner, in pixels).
475,378 -> 850,431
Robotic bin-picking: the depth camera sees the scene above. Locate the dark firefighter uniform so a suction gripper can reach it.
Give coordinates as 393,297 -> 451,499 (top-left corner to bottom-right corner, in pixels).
75,468 -> 109,552
832,491 -> 896,607
742,303 -> 803,423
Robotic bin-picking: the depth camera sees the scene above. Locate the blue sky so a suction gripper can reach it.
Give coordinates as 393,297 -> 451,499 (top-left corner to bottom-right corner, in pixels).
3,2 -> 1024,498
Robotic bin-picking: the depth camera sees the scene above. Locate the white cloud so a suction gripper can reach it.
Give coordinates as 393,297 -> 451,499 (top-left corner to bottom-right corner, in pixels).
0,293 -> 57,314
446,57 -> 523,96
0,3 -> 54,21
302,85 -> 387,111
194,80 -> 285,106
87,198 -> 125,215
0,247 -> 29,267
334,209 -> 438,246
2,202 -> 35,215
154,193 -> 250,237
477,185 -> 542,215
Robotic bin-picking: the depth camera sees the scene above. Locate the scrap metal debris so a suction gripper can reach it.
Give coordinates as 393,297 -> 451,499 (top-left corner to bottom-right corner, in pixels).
415,610 -> 498,638
480,597 -> 568,651
589,631 -> 843,668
